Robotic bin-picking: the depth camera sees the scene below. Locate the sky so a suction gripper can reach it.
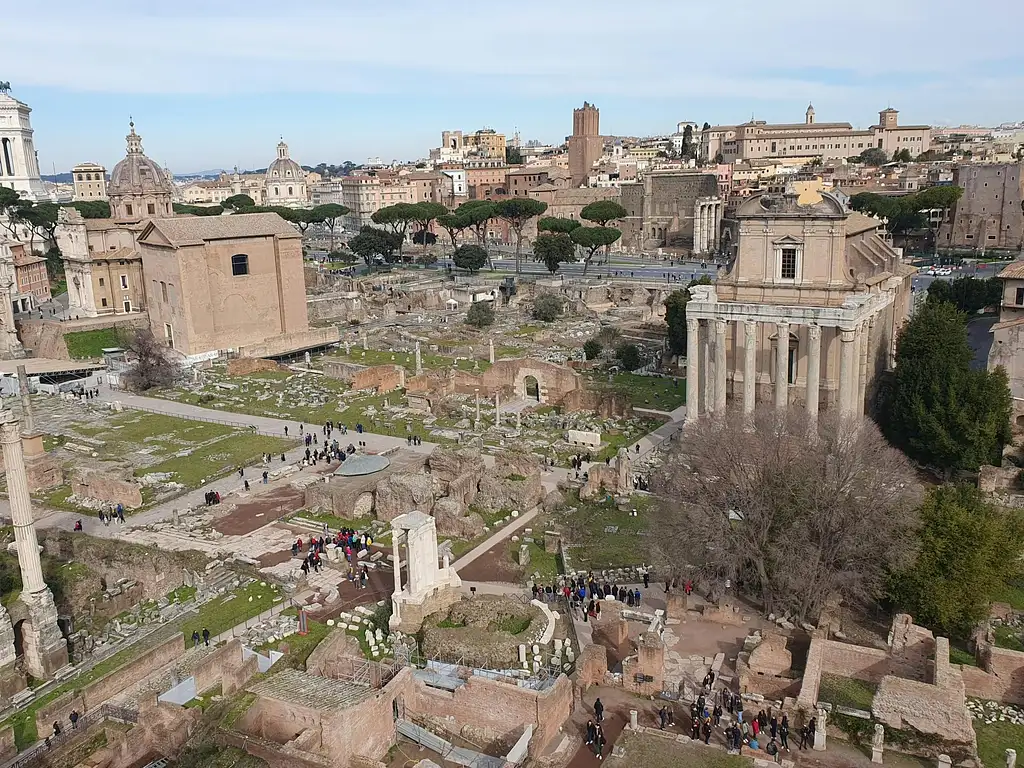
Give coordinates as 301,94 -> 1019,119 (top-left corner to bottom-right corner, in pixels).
5,0 -> 1023,175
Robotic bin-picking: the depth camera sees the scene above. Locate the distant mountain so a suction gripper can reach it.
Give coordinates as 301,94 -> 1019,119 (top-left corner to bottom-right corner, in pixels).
42,173 -> 75,183
177,169 -> 227,178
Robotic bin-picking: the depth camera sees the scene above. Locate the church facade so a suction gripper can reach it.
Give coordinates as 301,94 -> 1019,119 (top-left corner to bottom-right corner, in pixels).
685,189 -> 914,422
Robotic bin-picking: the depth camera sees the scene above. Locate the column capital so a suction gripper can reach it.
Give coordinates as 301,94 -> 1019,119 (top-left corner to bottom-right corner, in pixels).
839,326 -> 857,342
686,317 -> 700,331
808,324 -> 821,340
775,320 -> 790,333
713,318 -> 727,334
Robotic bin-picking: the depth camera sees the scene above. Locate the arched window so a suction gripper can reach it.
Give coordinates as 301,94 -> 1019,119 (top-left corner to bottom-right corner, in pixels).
288,186 -> 293,196
231,254 -> 249,276
77,173 -> 84,181
274,187 -> 279,196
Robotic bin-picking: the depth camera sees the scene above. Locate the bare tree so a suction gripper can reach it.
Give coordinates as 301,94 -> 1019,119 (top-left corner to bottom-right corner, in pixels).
651,408 -> 921,622
121,329 -> 181,392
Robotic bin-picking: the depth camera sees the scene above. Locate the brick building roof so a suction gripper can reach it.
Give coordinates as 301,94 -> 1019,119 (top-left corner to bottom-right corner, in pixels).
997,261 -> 1024,280
248,668 -> 374,710
142,212 -> 301,245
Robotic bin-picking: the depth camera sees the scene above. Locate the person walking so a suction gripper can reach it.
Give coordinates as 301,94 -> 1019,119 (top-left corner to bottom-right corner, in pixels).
594,725 -> 606,760
69,710 -> 79,729
779,716 -> 789,750
593,697 -> 604,724
202,627 -> 210,646
585,720 -> 596,746
191,630 -> 200,648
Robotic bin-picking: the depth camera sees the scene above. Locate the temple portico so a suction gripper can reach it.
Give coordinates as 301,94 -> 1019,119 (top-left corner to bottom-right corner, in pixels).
682,189 -> 914,423
692,197 -> 724,255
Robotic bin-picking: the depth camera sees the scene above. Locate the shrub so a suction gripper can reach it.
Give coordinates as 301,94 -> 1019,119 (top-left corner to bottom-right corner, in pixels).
532,294 -> 562,322
466,301 -> 495,328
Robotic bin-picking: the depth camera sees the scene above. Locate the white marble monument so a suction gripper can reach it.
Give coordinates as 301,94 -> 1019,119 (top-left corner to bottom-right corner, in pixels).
389,511 -> 462,632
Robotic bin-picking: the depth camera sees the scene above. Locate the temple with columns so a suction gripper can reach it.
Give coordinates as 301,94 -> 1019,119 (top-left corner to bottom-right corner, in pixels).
685,189 -> 915,422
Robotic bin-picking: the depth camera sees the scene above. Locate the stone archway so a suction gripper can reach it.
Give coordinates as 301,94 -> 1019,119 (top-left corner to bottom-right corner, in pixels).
524,375 -> 540,401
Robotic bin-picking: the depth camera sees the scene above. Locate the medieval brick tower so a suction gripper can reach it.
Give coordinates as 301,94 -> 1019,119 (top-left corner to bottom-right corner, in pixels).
568,102 -> 602,188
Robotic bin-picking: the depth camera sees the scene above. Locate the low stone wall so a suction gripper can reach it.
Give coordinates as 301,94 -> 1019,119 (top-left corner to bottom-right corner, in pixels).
962,643 -> 1024,705
71,467 -> 144,509
193,639 -> 246,694
351,365 -> 406,393
0,725 -> 14,762
798,637 -> 890,707
562,389 -> 633,419
227,357 -> 286,376
237,327 -> 340,359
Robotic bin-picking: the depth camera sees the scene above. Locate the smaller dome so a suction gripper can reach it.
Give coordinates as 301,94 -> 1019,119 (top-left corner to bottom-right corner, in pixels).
108,121 -> 173,197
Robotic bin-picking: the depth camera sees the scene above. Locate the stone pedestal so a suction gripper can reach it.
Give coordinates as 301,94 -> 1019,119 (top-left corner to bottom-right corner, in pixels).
812,708 -> 827,751
389,511 -> 462,633
665,592 -> 688,618
871,723 -> 884,764
17,590 -> 67,680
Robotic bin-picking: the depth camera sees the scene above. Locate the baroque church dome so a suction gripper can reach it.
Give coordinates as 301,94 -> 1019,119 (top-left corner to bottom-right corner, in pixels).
108,121 -> 173,198
266,140 -> 304,184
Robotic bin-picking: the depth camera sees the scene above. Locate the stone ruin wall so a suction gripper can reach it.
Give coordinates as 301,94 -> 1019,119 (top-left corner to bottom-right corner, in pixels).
960,640 -> 1024,705
70,466 -> 144,509
226,357 -> 287,376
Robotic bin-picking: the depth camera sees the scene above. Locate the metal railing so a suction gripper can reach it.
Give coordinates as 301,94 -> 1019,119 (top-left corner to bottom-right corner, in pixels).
5,704 -> 139,768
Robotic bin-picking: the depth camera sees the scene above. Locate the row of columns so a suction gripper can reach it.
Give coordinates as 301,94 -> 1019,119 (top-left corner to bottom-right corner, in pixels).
693,199 -> 723,254
685,317 -> 871,424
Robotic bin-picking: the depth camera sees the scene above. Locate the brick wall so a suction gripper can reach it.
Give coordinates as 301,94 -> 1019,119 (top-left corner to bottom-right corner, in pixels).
350,365 -> 406,393
82,634 -> 183,711
71,467 -> 144,509
406,671 -> 573,757
227,357 -> 286,376
325,671 -> 407,765
622,633 -> 664,697
962,644 -> 1024,705
872,675 -> 976,760
0,725 -> 15,762
578,644 -> 608,691
192,639 -> 244,694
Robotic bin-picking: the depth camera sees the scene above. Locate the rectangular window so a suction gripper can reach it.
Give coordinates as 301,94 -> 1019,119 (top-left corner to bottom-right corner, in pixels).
1016,287 -> 1024,305
165,323 -> 174,348
120,274 -> 128,289
147,203 -> 155,215
125,204 -> 133,216
780,248 -> 798,280
231,254 -> 249,276
161,281 -> 168,301
101,298 -> 108,307
98,277 -> 105,287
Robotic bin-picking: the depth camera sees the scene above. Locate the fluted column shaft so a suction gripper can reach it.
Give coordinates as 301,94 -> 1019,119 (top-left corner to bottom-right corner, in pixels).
806,325 -> 822,426
714,319 -> 727,413
839,326 -> 858,418
392,536 -> 402,595
774,322 -> 790,412
743,320 -> 757,414
1,414 -> 44,594
686,318 -> 700,423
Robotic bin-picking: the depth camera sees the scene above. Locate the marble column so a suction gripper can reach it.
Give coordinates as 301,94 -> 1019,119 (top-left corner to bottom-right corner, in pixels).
494,392 -> 501,426
685,318 -> 700,423
693,204 -> 704,254
774,321 -> 790,412
743,320 -> 757,415
806,325 -> 822,427
391,536 -> 402,595
0,411 -> 67,679
414,341 -> 422,376
839,326 -> 858,419
713,319 -> 727,413
858,317 -> 874,414
488,338 -> 495,364
17,365 -> 34,435
701,323 -> 712,415
389,534 -> 403,629
705,205 -> 714,252
474,389 -> 480,427
361,331 -> 368,351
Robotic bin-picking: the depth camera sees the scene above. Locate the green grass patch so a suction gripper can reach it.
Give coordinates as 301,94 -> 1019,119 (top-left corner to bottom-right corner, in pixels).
561,493 -> 650,569
256,619 -> 331,671
949,644 -> 978,667
493,615 -> 531,635
991,577 -> 1024,611
219,692 -> 257,729
992,624 -> 1024,652
817,674 -> 877,711
64,327 -> 122,359
515,541 -> 560,584
437,618 -> 464,629
42,434 -> 67,452
139,434 -> 294,489
167,584 -> 197,603
974,718 -> 1024,768
184,582 -> 282,646
326,348 -> 490,374
184,684 -> 223,710
584,371 -> 686,411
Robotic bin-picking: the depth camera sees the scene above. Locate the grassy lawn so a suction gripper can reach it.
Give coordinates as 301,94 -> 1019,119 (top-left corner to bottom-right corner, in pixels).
561,493 -> 651,569
514,540 -> 560,584
817,674 -> 877,710
949,644 -> 978,666
974,719 -> 1024,768
1,625 -> 180,749
325,348 -> 491,374
991,577 -> 1024,610
75,412 -> 235,458
992,624 -> 1024,652
139,434 -> 294,488
256,619 -> 331,670
183,581 -> 283,646
64,327 -> 122,359
585,372 -> 686,411
607,729 -> 749,768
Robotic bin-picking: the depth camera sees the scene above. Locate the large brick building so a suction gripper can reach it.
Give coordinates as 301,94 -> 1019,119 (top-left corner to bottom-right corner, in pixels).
939,162 -> 1024,252
567,102 -> 602,188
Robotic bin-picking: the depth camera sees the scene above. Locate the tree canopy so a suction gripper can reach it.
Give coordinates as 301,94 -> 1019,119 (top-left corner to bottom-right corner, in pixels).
654,409 -> 921,620
663,276 -> 714,356
222,194 -> 255,211
850,187 -> 964,236
888,484 -> 1024,639
494,198 -> 547,273
532,293 -> 562,322
569,226 -> 621,275
409,202 -> 447,253
371,202 -> 419,258
859,147 -> 889,166
437,212 -> 470,250
927,275 -> 1002,314
615,342 -> 644,371
173,203 -> 224,216
881,300 -> 1012,474
452,244 -> 487,273
532,232 -> 575,274
537,216 -> 581,234
347,226 -> 403,264
465,301 -> 495,328
310,203 -> 350,250
583,338 -> 603,361
580,200 -> 628,226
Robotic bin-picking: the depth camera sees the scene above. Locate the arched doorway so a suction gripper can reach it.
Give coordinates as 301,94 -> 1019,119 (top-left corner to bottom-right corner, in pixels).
524,375 -> 540,401
12,619 -> 25,658
787,333 -> 799,385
